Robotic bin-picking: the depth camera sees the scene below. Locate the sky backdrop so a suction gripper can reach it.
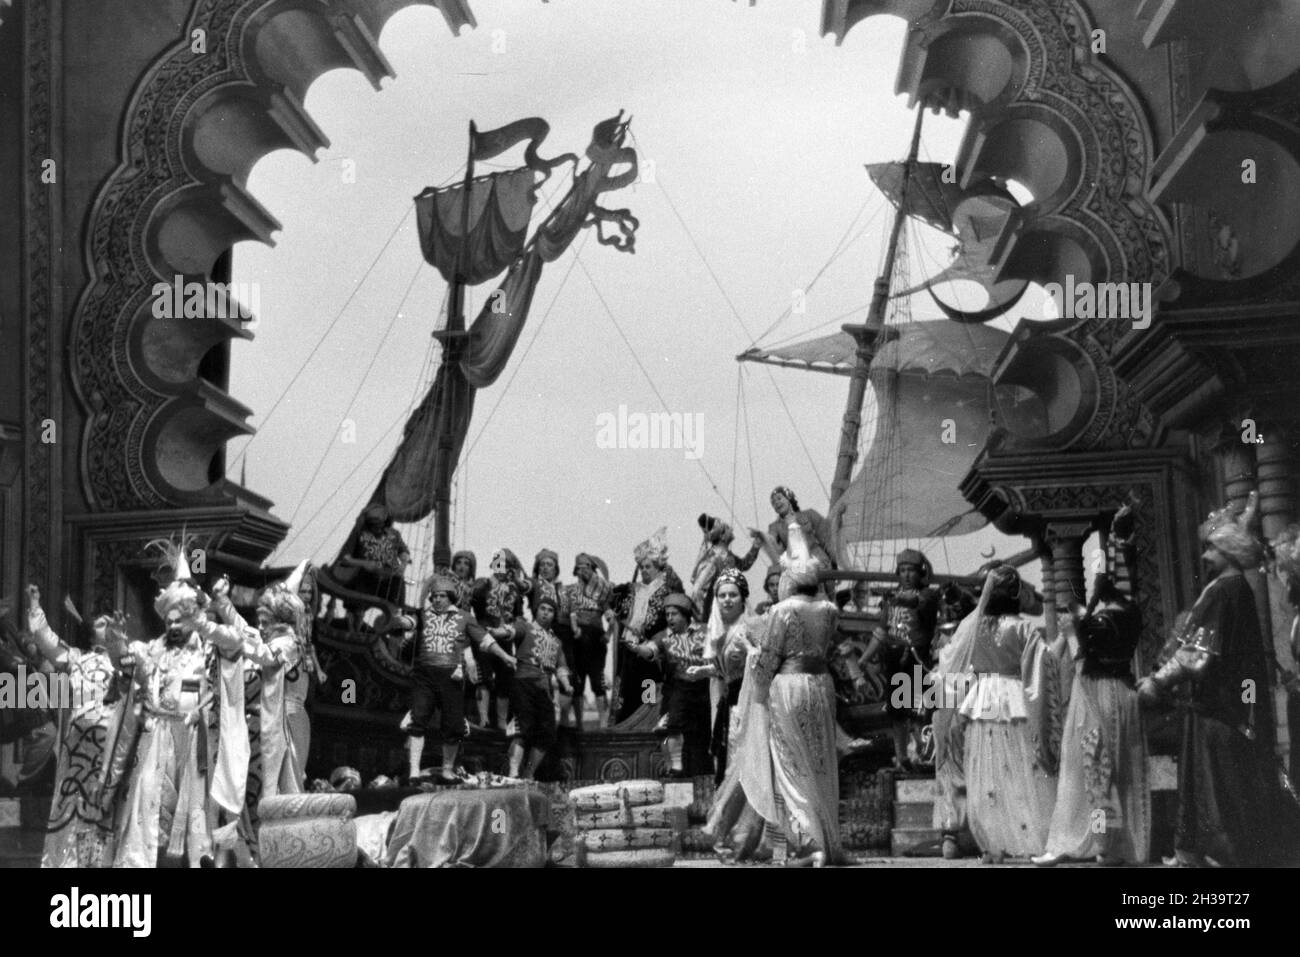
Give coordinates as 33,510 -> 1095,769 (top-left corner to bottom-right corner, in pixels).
228,0 -> 1053,597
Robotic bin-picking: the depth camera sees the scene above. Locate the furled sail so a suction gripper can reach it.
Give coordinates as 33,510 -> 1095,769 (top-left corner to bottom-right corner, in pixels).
414,168 -> 538,286
371,361 -> 476,523
413,117 -> 579,287
460,112 -> 639,387
460,249 -> 544,387
867,161 -> 1029,322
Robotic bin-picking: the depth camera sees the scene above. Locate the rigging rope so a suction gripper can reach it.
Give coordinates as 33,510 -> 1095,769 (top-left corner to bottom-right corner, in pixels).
274,289 -> 446,561
730,370 -> 741,531
231,160 -> 471,476
283,256 -> 427,532
573,251 -> 735,516
740,367 -> 760,527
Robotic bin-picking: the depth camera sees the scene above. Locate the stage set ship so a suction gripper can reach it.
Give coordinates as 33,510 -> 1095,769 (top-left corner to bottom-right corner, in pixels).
302,104 -> 1062,811
5,0 -> 1300,868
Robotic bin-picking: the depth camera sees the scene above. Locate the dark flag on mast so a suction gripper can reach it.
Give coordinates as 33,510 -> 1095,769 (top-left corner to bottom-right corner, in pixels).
337,113 -> 638,559
413,118 -> 579,286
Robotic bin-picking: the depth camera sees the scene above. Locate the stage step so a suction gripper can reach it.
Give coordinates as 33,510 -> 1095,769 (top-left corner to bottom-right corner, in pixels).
893,776 -> 934,804
891,826 -> 943,856
890,774 -> 938,857
893,800 -> 933,829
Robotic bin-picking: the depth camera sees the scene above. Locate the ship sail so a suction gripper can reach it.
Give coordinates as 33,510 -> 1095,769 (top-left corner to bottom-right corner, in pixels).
738,321 -> 1046,559
337,113 -> 638,560
866,160 -> 1029,323
414,168 -> 538,286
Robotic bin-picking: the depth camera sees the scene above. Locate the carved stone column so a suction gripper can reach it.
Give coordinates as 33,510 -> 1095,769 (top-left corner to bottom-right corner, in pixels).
1046,522 -> 1091,611
1039,545 -> 1057,643
1258,422 -> 1298,764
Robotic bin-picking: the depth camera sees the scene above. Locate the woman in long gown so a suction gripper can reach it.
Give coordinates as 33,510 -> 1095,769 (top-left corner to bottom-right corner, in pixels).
703,559 -> 847,865
25,586 -> 133,868
931,578 -> 988,859
1035,565 -> 1149,866
959,565 -> 1059,861
700,570 -> 759,784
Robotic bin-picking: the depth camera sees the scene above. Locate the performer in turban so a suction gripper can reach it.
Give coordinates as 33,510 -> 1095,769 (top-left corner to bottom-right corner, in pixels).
958,565 -> 1059,861
470,549 -> 530,731
632,594 -> 711,777
22,586 -> 132,867
609,529 -> 683,725
337,503 -> 411,607
115,543 -> 251,867
690,515 -> 762,622
407,575 -> 515,785
567,554 -> 613,728
869,549 -> 941,771
530,549 -> 574,724
504,595 -> 572,779
1138,493 -> 1300,865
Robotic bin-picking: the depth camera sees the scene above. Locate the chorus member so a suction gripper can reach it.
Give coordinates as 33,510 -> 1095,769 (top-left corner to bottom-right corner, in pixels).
568,554 -> 613,728
25,586 -> 131,867
505,595 -> 572,779
1138,495 -> 1300,866
690,514 -> 761,621
766,486 -> 834,569
868,549 -> 941,771
958,565 -> 1059,861
337,503 -> 411,606
406,575 -> 515,785
609,529 -> 682,724
1035,570 -> 1148,866
697,569 -> 757,784
530,549 -> 574,724
633,594 -> 710,777
471,549 -> 530,731
747,559 -> 847,865
754,567 -> 783,616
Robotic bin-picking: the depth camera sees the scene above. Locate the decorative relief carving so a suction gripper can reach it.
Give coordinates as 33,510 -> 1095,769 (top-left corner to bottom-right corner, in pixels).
69,0 -> 460,514
24,0 -> 54,586
937,0 -> 1170,451
1015,479 -> 1165,664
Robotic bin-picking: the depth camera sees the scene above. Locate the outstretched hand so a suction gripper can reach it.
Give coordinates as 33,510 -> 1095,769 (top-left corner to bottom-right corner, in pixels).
210,576 -> 231,601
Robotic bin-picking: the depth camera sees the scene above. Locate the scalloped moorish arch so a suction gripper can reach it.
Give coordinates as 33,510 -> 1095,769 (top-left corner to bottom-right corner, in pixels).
68,0 -> 474,517
830,0 -> 1173,454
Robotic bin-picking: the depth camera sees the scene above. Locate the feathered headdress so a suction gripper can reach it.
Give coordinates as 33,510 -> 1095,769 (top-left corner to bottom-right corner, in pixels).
146,533 -> 201,620
1199,492 -> 1263,569
778,556 -> 826,600
258,559 -> 308,630
633,527 -> 669,566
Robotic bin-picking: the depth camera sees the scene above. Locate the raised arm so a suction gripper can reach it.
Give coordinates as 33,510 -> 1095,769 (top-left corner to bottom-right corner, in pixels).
25,584 -> 70,670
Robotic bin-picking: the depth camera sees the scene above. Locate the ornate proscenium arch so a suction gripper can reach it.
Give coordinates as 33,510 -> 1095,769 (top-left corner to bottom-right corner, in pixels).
827,0 -> 1171,454
68,0 -> 475,515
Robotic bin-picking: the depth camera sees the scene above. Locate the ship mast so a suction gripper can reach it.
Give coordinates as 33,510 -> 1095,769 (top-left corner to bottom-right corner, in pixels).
828,107 -> 925,507
431,120 -> 477,570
